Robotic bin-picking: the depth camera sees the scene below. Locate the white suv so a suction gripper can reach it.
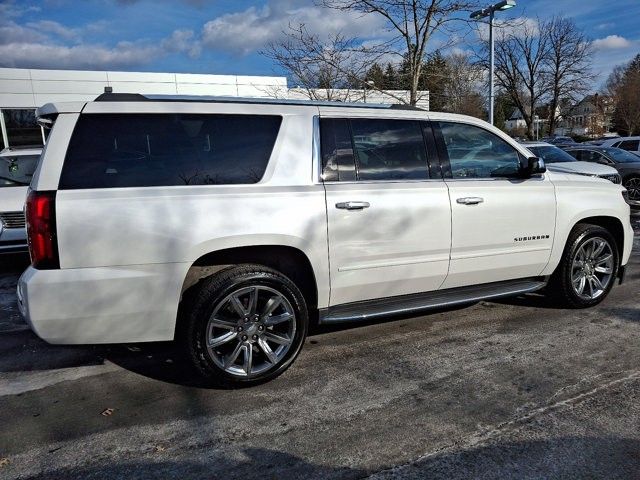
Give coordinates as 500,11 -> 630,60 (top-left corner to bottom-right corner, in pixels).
18,94 -> 634,385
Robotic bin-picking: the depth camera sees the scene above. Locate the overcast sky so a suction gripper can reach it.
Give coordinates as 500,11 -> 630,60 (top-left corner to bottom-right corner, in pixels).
1,0 -> 638,89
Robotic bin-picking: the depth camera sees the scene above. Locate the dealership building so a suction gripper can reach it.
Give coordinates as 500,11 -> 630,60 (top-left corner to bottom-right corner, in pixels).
0,67 -> 428,150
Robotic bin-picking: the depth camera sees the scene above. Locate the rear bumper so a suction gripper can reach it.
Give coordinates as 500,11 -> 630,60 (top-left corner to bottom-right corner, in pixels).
18,263 -> 190,344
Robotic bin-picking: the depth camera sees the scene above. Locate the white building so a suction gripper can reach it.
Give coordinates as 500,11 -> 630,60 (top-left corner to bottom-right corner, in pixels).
0,67 -> 429,150
0,67 -> 288,150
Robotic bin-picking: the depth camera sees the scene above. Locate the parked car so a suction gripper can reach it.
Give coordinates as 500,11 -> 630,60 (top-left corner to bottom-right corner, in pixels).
562,146 -> 640,209
581,136 -> 619,146
599,136 -> 640,157
520,142 -> 621,184
0,147 -> 41,254
541,136 -> 577,146
18,94 -> 633,386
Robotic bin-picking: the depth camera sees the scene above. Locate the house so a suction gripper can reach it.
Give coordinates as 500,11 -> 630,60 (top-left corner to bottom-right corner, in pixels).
555,94 -> 614,137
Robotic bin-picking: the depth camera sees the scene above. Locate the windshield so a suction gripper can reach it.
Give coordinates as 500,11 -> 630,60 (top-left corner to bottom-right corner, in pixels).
0,154 -> 39,187
603,147 -> 640,164
526,145 -> 576,163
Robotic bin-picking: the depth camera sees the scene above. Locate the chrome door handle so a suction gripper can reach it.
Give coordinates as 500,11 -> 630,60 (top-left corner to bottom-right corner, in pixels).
456,197 -> 484,205
336,201 -> 370,210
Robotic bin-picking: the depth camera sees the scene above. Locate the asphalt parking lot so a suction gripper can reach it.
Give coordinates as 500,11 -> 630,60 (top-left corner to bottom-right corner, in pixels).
0,216 -> 639,480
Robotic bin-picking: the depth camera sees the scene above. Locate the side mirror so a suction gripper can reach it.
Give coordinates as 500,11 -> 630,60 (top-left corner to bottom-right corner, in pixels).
521,156 -> 546,178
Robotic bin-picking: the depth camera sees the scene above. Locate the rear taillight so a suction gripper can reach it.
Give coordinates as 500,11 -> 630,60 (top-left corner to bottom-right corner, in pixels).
25,190 -> 59,269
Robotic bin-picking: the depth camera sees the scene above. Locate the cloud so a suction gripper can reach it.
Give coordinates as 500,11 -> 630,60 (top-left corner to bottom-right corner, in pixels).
25,20 -> 79,41
595,22 -> 614,31
476,17 -> 539,42
592,35 -> 632,51
200,1 -> 387,55
161,29 -> 201,58
0,41 -> 162,70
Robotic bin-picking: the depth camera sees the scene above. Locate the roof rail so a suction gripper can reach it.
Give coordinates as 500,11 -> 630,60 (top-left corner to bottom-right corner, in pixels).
93,92 -> 426,110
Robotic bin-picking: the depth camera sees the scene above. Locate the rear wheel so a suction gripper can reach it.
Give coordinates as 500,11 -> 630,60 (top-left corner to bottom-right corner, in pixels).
548,224 -> 619,308
180,265 -> 308,386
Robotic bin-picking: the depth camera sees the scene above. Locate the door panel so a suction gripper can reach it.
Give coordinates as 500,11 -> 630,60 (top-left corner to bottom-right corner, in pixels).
442,178 -> 556,288
433,120 -> 556,289
325,181 -> 451,305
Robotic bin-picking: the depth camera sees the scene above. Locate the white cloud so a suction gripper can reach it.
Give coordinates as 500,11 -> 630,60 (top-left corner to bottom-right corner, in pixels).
200,1 -> 387,55
595,22 -> 614,31
592,35 -> 632,50
161,29 -> 201,58
0,41 -> 162,69
25,20 -> 79,41
476,17 -> 539,42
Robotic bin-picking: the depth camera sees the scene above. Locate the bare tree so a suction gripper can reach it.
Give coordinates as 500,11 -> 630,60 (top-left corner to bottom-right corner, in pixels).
319,0 -> 479,105
544,16 -> 594,135
442,52 -> 484,117
492,18 -> 548,138
261,25 -> 366,101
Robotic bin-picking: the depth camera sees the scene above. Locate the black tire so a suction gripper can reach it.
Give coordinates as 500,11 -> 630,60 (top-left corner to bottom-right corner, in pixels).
548,223 -> 619,308
179,264 -> 308,387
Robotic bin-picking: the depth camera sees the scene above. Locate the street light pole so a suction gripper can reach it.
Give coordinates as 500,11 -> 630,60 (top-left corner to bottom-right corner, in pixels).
489,9 -> 494,125
470,0 -> 516,126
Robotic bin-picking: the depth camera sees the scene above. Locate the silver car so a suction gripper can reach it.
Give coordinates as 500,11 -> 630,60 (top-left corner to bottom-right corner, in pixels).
0,147 -> 41,254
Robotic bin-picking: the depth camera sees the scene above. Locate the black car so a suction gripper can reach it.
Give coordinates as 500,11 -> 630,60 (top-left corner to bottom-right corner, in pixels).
563,146 -> 640,207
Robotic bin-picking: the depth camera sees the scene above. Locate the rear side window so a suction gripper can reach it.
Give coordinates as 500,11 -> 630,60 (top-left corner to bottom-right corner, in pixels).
350,119 -> 429,181
59,114 -> 281,189
320,118 -> 356,182
617,140 -> 639,152
320,118 -> 430,182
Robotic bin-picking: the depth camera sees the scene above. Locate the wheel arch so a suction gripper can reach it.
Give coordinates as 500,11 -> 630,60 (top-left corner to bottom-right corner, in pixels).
180,244 -> 319,313
574,215 -> 625,262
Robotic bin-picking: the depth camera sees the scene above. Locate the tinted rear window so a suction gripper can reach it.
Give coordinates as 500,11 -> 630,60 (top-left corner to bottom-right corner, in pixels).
59,114 -> 282,189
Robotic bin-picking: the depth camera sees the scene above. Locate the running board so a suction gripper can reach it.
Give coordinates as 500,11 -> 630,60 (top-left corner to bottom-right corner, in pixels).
319,278 -> 546,324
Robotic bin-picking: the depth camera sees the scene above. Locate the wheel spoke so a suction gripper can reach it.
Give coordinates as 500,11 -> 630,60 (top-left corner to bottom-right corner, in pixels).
261,296 -> 282,319
587,276 -> 594,297
264,312 -> 294,326
595,266 -> 612,274
210,331 -> 237,348
591,275 -> 604,291
247,287 -> 258,315
594,253 -> 612,265
258,337 -> 278,364
230,295 -> 247,318
243,344 -> 253,375
224,342 -> 244,368
263,331 -> 291,345
591,239 -> 605,259
574,275 -> 586,295
210,317 -> 236,330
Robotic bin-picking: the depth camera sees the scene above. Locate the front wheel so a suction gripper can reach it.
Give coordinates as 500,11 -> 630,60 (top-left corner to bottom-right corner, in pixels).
623,176 -> 640,203
180,265 -> 308,386
548,224 -> 619,308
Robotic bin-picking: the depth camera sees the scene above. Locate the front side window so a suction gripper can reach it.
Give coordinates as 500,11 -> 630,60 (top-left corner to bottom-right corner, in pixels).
438,122 -> 520,178
59,114 -> 282,189
2,109 -> 43,148
617,140 -> 639,152
350,119 -> 429,181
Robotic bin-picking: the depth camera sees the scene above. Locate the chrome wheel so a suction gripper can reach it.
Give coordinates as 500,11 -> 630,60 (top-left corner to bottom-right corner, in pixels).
571,237 -> 614,300
624,177 -> 640,201
206,286 -> 296,377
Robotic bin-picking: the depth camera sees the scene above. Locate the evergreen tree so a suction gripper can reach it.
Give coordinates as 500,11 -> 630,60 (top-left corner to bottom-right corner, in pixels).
365,63 -> 386,89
